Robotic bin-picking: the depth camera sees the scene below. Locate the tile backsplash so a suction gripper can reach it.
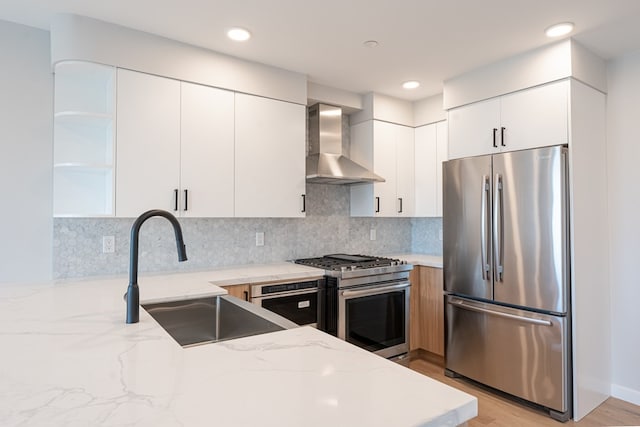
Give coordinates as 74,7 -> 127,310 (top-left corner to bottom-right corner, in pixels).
53,184 -> 443,279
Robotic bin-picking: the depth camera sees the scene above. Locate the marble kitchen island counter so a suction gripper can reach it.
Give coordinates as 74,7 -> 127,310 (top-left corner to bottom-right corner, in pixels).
0,272 -> 476,427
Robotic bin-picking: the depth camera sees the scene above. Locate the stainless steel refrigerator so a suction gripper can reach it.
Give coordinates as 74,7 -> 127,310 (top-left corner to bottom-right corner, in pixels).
443,145 -> 571,422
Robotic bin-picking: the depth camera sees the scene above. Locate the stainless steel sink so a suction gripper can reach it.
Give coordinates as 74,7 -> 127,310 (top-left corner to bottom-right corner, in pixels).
142,295 -> 298,347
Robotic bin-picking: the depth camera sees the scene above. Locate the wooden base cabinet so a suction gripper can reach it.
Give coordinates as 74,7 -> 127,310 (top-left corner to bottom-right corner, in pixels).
223,284 -> 251,302
409,266 -> 444,356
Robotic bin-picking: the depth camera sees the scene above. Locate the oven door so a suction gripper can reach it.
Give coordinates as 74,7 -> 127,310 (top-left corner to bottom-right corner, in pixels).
252,288 -> 319,327
338,281 -> 410,358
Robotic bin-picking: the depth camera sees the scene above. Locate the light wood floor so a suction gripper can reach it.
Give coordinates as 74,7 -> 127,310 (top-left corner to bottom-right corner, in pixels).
407,356 -> 640,426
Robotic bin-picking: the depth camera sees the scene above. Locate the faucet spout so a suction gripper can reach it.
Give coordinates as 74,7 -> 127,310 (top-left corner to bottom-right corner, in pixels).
126,209 -> 188,324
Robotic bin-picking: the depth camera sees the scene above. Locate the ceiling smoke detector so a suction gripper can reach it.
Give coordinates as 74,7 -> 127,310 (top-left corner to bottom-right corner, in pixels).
363,40 -> 379,48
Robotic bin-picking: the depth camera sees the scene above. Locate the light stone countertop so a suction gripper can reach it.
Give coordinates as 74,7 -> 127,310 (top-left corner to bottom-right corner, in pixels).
388,253 -> 444,269
0,262 -> 476,426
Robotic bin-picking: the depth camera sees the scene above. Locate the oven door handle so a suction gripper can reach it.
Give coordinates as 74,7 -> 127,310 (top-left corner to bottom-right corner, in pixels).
341,282 -> 410,298
252,287 -> 318,300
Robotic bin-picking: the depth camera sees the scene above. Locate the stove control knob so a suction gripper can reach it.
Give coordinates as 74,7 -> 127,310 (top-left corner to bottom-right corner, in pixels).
341,266 -> 348,272
350,265 -> 357,271
400,260 -> 407,265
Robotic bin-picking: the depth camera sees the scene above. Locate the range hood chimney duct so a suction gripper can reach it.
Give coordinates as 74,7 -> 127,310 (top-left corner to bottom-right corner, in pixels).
306,103 -> 384,184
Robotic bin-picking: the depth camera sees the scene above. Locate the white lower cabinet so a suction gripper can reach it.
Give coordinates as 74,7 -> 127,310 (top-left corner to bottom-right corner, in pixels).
234,93 -> 306,218
350,120 -> 414,217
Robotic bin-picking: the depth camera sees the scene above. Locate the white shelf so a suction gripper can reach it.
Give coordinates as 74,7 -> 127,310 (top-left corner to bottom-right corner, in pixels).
54,111 -> 112,120
54,163 -> 113,169
53,167 -> 114,217
53,61 -> 116,217
54,61 -> 115,114
54,113 -> 113,166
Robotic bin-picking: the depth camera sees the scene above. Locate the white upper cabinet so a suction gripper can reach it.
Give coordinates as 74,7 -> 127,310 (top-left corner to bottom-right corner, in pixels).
414,120 -> 448,217
395,123 -> 416,217
351,120 -> 414,217
234,93 -> 306,218
435,121 -> 448,216
116,69 -> 181,217
448,97 -> 500,159
117,71 -> 236,218
53,61 -> 115,217
180,82 -> 235,217
414,123 -> 437,217
373,121 -> 400,216
448,79 -> 568,160
500,80 -> 568,151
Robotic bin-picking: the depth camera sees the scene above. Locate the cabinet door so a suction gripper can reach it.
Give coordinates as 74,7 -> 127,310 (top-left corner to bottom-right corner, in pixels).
373,121 -> 399,217
180,82 -> 234,217
234,94 -> 306,217
500,80 -> 568,152
409,266 -> 444,356
436,120 -> 448,216
414,123 -> 437,217
447,97 -> 500,160
395,124 -> 415,217
116,69 -> 180,217
350,121 -> 375,217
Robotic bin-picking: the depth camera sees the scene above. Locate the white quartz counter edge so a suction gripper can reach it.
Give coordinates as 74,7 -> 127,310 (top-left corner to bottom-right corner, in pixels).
388,253 -> 443,269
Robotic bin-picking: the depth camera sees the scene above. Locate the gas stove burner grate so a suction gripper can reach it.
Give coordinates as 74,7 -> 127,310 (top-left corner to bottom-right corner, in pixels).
294,254 -> 403,271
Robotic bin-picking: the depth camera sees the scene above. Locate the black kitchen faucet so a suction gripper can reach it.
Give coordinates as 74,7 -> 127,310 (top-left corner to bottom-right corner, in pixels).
125,209 -> 188,324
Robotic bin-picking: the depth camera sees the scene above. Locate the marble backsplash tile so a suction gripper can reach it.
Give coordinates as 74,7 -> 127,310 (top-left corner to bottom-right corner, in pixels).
53,184 -> 443,279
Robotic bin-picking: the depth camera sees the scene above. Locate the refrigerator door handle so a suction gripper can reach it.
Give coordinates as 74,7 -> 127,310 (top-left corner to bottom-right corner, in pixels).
448,298 -> 553,327
480,175 -> 490,280
493,174 -> 504,281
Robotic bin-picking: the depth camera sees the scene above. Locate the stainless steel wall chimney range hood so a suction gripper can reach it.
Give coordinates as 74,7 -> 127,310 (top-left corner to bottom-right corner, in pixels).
306,103 -> 384,184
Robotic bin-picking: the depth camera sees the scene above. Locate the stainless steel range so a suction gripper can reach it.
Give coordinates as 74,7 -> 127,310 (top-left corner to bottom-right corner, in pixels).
295,254 -> 413,359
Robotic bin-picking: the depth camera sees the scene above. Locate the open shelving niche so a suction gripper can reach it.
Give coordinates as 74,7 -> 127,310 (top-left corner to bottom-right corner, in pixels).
53,61 -> 116,217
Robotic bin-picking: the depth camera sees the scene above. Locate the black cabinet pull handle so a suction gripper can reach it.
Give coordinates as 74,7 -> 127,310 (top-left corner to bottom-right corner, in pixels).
375,197 -> 380,213
492,128 -> 498,148
184,189 -> 188,211
173,189 -> 178,211
398,197 -> 403,213
243,290 -> 249,301
301,194 -> 306,213
501,127 -> 506,147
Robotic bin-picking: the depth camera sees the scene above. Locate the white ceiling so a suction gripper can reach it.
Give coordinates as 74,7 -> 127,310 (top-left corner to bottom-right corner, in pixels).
2,0 -> 640,101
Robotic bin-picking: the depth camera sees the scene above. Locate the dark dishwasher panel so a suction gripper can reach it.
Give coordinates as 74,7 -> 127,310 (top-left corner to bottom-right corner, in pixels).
251,278 -> 325,327
259,291 -> 318,326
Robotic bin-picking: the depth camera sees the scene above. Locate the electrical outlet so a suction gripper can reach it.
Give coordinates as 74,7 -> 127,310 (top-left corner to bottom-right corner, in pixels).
255,232 -> 265,247
370,228 -> 376,241
103,236 -> 115,253
439,229 -> 443,241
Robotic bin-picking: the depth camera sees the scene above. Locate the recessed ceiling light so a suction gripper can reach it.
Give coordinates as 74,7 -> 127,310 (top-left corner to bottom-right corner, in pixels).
402,81 -> 420,90
363,40 -> 379,48
545,22 -> 574,38
227,27 -> 251,42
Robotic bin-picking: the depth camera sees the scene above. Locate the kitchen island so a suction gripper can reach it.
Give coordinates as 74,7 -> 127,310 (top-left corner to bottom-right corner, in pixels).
0,263 -> 476,426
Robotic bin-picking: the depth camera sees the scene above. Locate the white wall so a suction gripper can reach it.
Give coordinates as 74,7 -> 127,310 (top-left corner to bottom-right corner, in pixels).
0,20 -> 53,283
606,49 -> 640,405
